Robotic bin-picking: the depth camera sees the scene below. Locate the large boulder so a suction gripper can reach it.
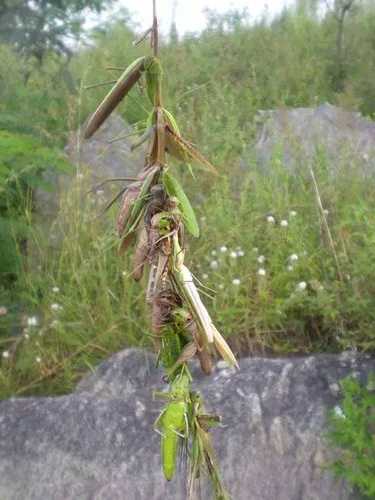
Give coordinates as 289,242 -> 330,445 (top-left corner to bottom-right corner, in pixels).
0,349 -> 374,500
245,103 -> 375,175
34,114 -> 144,223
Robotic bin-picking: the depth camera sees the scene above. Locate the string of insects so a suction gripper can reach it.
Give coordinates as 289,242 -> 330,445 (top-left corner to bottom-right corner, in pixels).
84,2 -> 238,498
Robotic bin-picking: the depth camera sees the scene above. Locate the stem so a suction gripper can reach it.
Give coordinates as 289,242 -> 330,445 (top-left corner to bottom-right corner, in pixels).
153,0 -> 159,58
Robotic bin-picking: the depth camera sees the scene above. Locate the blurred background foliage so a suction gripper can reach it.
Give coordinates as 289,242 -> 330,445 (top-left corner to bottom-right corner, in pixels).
0,0 -> 375,397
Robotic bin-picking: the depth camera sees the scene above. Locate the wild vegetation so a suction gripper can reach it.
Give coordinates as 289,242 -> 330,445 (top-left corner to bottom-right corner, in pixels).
328,374 -> 375,499
0,0 -> 375,400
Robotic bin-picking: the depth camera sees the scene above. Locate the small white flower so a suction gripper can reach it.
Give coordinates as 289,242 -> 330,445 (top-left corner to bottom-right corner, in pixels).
237,250 -> 245,257
36,356 -> 41,364
230,251 -> 237,259
211,250 -> 217,256
266,215 -> 275,224
280,219 -> 288,227
27,316 -> 38,327
232,278 -> 241,286
200,216 -> 206,222
51,303 -> 62,312
2,350 -> 9,359
210,260 -> 219,270
252,247 -> 258,253
52,286 -> 60,293
362,153 -> 369,162
257,268 -> 266,276
24,333 -> 30,340
218,284 -> 224,290
296,281 -> 307,292
257,255 -> 266,264
323,209 -> 329,216
202,273 -> 209,280
333,405 -> 346,419
289,254 -> 299,262
122,271 -> 127,277
289,210 -> 297,217
287,265 -> 294,272
220,246 -> 228,253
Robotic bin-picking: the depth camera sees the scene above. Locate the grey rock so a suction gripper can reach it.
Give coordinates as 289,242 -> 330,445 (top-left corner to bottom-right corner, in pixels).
34,114 -> 144,224
244,103 -> 375,175
0,349 -> 374,500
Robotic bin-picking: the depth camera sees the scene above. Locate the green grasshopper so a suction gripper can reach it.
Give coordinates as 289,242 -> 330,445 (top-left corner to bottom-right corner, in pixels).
154,368 -> 191,481
84,56 -> 162,139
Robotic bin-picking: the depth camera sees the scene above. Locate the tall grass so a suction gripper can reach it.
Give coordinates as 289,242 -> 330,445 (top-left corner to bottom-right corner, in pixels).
1,4 -> 375,397
1,144 -> 375,397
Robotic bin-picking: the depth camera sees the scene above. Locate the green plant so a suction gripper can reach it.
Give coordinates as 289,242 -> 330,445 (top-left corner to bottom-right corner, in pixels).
0,131 -> 71,278
328,374 -> 375,498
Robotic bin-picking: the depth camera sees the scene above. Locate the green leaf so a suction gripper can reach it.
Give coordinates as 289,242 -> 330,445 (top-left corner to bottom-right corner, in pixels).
163,171 -> 200,238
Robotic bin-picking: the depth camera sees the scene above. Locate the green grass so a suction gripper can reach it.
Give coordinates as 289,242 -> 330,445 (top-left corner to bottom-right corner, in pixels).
1,3 -> 375,397
1,148 -> 375,397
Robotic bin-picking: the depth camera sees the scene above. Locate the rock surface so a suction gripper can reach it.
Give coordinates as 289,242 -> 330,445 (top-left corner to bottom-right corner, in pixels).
245,103 -> 375,175
34,114 -> 144,222
0,349 -> 374,500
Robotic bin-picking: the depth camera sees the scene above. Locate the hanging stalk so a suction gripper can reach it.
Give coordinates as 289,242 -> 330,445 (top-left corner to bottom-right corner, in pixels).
84,1 -> 237,497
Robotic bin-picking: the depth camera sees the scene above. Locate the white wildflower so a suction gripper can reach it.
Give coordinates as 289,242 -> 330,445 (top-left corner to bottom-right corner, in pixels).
24,333 -> 30,340
280,219 -> 288,227
51,303 -> 62,312
289,254 -> 299,262
122,271 -> 127,277
287,265 -> 294,272
237,250 -> 245,257
257,268 -> 266,276
266,215 -> 275,224
289,210 -> 297,217
36,356 -> 41,364
252,247 -> 258,253
230,251 -> 237,259
257,255 -> 266,264
220,246 -> 228,253
202,273 -> 209,280
27,316 -> 38,327
200,216 -> 206,222
52,286 -> 60,293
0,306 -> 7,316
232,278 -> 241,286
218,284 -> 224,290
211,250 -> 217,256
2,350 -> 9,359
210,260 -> 219,270
333,405 -> 346,419
296,281 -> 307,292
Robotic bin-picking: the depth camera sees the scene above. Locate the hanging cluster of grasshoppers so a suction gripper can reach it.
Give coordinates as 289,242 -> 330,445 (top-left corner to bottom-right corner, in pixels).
84,3 -> 237,498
